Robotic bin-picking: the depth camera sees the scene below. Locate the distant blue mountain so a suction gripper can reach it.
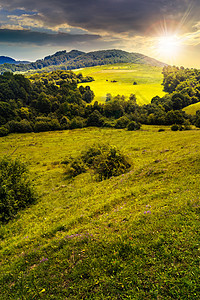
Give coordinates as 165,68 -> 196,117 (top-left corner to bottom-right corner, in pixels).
0,56 -> 29,65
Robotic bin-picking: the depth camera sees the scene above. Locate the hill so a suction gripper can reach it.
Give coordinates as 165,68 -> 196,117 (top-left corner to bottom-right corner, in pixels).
0,56 -> 16,64
0,126 -> 200,299
0,56 -> 29,65
0,49 -> 166,73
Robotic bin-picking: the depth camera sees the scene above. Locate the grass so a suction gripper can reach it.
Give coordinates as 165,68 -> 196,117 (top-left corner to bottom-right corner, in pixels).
0,126 -> 200,299
75,63 -> 165,105
183,102 -> 200,115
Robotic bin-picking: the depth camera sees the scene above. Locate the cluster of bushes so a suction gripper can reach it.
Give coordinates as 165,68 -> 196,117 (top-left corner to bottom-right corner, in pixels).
115,116 -> 141,130
0,157 -> 37,223
171,120 -> 192,131
64,144 -> 131,181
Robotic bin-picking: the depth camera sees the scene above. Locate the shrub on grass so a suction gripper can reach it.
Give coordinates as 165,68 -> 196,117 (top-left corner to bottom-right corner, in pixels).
92,145 -> 131,180
171,124 -> 179,131
182,120 -> 192,130
66,144 -> 131,180
67,157 -> 87,177
81,144 -> 109,167
0,157 -> 37,223
127,121 -> 141,131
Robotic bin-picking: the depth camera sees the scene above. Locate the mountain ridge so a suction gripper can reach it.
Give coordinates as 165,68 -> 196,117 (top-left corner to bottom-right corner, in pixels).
0,49 -> 167,73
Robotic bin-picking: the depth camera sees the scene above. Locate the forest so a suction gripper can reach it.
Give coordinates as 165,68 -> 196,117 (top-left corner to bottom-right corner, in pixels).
0,65 -> 200,137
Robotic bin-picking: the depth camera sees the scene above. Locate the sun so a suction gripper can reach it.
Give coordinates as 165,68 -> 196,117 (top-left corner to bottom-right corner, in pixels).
156,35 -> 181,61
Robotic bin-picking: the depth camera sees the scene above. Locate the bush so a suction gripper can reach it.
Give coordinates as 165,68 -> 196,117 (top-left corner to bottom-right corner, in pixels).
115,116 -> 130,129
92,145 -> 131,180
127,121 -> 141,131
81,144 -> 108,167
34,121 -> 51,132
69,117 -> 85,129
7,119 -> 33,133
66,144 -> 131,180
0,126 -> 9,137
171,124 -> 179,131
182,120 -> 191,130
0,157 -> 37,223
34,119 -> 61,132
67,157 -> 87,177
49,119 -> 61,131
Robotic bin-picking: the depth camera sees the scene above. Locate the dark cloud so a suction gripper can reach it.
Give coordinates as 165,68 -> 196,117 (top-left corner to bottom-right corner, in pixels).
0,0 -> 199,35
0,28 -> 101,45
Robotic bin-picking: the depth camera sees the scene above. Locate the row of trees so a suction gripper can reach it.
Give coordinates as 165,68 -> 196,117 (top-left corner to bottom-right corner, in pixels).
0,66 -> 200,137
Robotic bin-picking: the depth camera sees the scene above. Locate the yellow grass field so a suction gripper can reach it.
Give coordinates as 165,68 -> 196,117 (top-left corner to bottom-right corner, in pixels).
75,63 -> 165,105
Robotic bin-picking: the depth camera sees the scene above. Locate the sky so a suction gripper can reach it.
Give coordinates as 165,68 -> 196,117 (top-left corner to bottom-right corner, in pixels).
0,0 -> 200,67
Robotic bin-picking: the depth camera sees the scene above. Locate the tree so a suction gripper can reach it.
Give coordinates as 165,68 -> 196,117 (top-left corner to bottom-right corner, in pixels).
87,110 -> 104,127
37,92 -> 52,114
115,116 -> 129,129
81,86 -> 95,103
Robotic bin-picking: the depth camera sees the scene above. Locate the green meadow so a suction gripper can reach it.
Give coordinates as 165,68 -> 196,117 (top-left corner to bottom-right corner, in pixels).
75,64 -> 165,105
0,126 -> 200,299
183,102 -> 200,115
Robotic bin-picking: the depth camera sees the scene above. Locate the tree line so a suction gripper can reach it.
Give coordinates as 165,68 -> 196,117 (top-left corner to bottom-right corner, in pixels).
0,66 -> 200,137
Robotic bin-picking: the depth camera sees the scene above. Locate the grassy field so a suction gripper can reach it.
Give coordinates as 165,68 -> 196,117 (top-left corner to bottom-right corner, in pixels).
0,126 -> 200,299
75,64 -> 165,105
183,102 -> 200,115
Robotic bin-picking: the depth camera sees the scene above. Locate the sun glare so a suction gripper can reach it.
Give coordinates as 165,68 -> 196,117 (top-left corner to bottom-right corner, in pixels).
156,35 -> 181,60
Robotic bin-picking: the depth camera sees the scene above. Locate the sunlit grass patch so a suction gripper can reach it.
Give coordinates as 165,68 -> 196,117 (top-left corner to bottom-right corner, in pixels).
183,102 -> 200,115
75,63 -> 165,104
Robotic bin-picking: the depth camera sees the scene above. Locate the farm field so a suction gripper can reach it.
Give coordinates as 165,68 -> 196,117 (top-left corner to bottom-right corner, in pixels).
0,126 -> 200,299
75,63 -> 165,105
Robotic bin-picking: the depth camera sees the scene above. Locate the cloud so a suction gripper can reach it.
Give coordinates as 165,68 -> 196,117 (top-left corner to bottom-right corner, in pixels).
1,0 -> 200,36
181,29 -> 200,46
7,13 -> 45,29
0,28 -> 102,46
0,0 -> 200,67
0,24 -> 23,30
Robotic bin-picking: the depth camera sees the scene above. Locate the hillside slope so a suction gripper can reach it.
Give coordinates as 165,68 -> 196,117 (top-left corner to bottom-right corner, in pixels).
0,126 -> 200,299
0,49 -> 166,73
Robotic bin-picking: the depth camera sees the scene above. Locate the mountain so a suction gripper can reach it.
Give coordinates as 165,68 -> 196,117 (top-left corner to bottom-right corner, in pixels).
64,49 -> 167,69
0,56 -> 30,65
0,56 -> 17,64
0,49 -> 166,73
